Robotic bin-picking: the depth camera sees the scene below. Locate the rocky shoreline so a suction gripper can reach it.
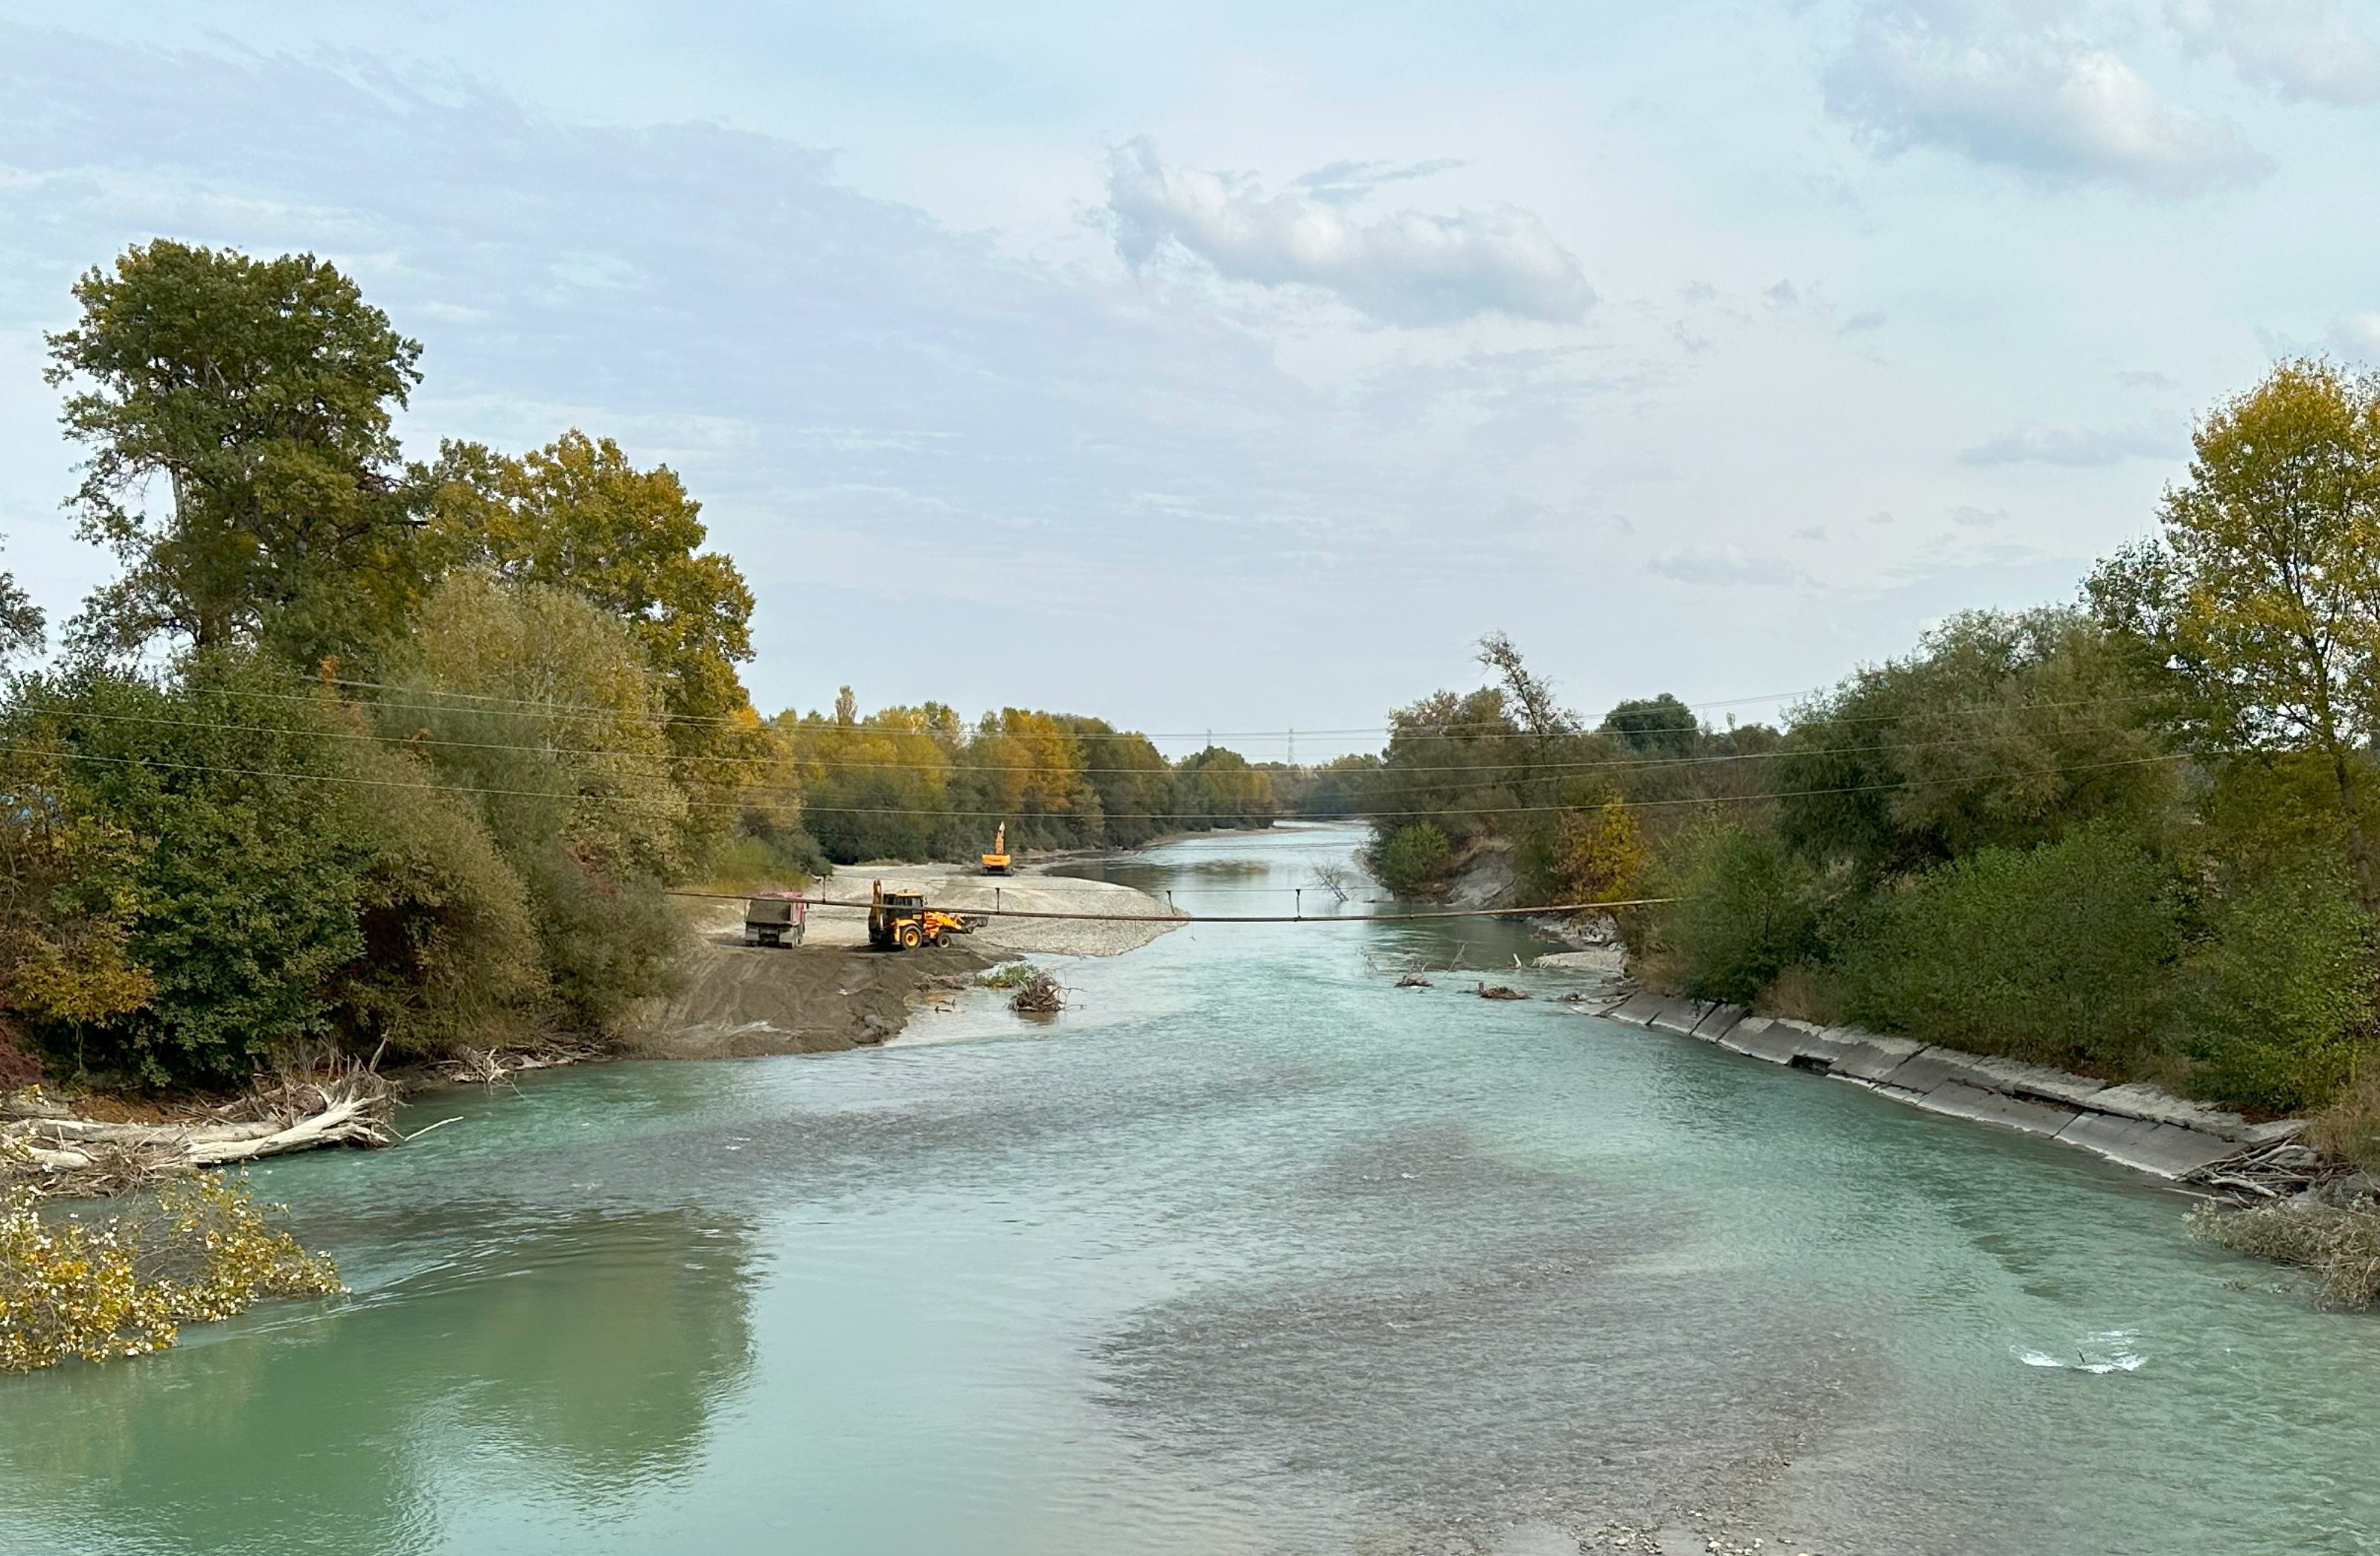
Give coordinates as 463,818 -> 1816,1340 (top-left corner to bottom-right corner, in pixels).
1576,990 -> 2320,1192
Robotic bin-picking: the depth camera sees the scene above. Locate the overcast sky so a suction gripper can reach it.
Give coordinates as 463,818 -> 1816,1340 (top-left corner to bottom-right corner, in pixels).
2,1 -> 2376,758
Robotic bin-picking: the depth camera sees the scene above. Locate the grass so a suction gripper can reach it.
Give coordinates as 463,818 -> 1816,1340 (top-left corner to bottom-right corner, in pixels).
976,961 -> 1040,990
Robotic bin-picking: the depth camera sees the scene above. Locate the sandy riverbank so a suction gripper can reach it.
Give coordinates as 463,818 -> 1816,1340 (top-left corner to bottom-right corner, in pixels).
615,862 -> 1181,1059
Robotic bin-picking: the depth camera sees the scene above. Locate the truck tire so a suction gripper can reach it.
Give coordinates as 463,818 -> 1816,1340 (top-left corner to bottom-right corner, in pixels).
930,928 -> 948,948
898,923 -> 921,950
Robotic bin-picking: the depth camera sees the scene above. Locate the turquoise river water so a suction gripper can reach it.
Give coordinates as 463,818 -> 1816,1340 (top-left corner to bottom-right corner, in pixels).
4,824 -> 2379,1554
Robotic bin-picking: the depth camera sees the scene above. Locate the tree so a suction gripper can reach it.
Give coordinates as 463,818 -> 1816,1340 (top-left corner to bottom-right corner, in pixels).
1776,609 -> 2179,882
1549,796 -> 1645,906
1477,631 -> 1576,745
386,575 -> 689,1029
2098,359 -> 2380,897
45,242 -> 425,663
1601,694 -> 1698,758
4,657 -> 379,1086
0,535 -> 41,665
421,432 -> 756,731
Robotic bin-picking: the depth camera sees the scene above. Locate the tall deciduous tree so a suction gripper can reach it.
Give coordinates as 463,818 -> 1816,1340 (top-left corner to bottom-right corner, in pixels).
2094,359 -> 2380,896
422,432 -> 756,730
44,242 -> 426,663
422,432 -> 765,857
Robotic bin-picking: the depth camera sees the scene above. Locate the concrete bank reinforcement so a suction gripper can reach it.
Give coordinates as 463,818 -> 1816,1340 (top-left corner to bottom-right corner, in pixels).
1578,991 -> 2308,1183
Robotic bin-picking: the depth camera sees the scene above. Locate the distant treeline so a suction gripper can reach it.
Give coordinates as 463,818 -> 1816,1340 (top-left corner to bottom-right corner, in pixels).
1347,362 -> 2380,1143
782,691 -> 1273,864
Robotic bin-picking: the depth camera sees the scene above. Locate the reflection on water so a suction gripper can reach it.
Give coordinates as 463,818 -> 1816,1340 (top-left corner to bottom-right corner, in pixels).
0,1208 -> 754,1555
7,823 -> 2380,1555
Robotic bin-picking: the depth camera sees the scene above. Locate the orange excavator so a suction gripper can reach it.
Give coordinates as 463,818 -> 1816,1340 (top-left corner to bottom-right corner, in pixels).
980,822 -> 1012,876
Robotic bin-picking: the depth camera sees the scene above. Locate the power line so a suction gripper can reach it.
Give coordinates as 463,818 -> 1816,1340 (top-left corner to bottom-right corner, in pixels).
11,745 -> 2195,822
662,889 -> 1679,924
7,699 -> 2175,783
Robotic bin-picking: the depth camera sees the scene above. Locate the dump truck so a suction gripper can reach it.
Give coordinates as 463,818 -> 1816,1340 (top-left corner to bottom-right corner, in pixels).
980,822 -> 1012,875
867,880 -> 971,950
743,892 -> 806,948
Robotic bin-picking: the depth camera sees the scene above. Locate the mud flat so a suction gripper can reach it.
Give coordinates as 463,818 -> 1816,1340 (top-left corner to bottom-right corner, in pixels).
618,864 -> 1180,1058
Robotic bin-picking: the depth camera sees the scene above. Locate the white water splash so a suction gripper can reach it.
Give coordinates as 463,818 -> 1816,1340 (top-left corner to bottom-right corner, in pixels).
2015,1329 -> 2144,1374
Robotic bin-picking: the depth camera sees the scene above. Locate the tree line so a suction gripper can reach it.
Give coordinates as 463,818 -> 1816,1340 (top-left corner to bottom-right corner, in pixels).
0,242 -> 1266,1092
1355,360 -> 2380,1132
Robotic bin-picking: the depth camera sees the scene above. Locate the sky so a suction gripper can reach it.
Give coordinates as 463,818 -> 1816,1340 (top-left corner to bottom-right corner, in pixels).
1,1 -> 2376,758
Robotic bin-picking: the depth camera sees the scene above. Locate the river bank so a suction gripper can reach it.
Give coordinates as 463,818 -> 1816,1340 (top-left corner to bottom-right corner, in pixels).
1577,987 -> 2317,1191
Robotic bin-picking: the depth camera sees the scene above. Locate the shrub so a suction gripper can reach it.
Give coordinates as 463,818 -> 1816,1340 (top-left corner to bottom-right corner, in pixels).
1369,823 -> 1452,896
1655,824 -> 1824,1006
7,658 -> 377,1086
326,737 -> 550,1057
0,1176 -> 341,1373
1834,826 -> 2181,1071
2180,856 -> 2374,1113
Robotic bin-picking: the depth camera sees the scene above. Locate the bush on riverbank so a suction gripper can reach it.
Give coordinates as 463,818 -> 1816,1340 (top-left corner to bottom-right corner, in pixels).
0,1176 -> 340,1372
1832,827 -> 2183,1073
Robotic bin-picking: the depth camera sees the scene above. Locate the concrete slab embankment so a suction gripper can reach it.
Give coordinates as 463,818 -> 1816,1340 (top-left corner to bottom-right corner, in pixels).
1575,991 -> 2297,1181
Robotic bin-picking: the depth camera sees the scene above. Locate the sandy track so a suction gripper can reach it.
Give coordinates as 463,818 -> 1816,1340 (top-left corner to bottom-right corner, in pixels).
804,863 -> 1183,958
616,862 -> 1177,1059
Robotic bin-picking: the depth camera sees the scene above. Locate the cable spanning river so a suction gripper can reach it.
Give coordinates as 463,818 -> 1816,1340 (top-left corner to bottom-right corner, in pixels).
6,825 -> 2379,1554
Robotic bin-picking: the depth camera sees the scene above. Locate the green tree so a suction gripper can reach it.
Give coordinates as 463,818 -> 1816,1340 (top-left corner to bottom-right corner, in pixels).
423,436 -> 755,717
1651,823 -> 1823,1006
4,657 -> 377,1085
1369,823 -> 1452,896
0,536 -> 40,665
1601,693 -> 1698,758
44,241 -> 426,664
2093,359 -> 2380,897
1777,609 -> 2179,882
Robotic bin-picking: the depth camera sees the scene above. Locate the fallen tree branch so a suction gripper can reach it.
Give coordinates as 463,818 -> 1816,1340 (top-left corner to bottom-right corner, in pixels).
1,1063 -> 397,1197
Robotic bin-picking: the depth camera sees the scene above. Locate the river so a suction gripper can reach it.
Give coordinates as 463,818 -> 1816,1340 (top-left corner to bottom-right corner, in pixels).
4,824 -> 2378,1555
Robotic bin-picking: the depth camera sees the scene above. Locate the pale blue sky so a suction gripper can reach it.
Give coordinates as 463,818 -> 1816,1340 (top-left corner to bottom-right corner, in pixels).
2,1 -> 2376,753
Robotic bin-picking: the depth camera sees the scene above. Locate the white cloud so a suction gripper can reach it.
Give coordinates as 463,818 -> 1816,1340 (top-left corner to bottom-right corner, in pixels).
1823,1 -> 2270,195
1957,421 -> 2178,464
1104,138 -> 1595,327
2168,0 -> 2380,103
1646,544 -> 1804,586
2330,311 -> 2380,360
1950,504 -> 2011,526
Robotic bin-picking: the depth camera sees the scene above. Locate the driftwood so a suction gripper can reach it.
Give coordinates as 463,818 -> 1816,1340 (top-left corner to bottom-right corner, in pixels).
435,1042 -> 600,1087
1395,973 -> 1433,988
2187,1139 -> 2344,1203
1,1064 -> 397,1197
1010,973 -> 1066,1014
1474,982 -> 1529,1001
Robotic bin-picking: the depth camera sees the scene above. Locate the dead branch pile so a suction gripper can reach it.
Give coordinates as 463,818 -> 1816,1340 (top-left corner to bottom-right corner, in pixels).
1010,972 -> 1066,1014
434,1040 -> 601,1087
1474,983 -> 1529,1001
1,1062 -> 397,1197
2189,1199 -> 2380,1307
2187,1139 -> 2341,1202
1395,973 -> 1433,988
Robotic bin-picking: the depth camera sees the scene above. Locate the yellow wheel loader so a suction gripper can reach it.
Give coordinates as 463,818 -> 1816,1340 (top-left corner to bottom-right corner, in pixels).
867,880 -> 973,950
